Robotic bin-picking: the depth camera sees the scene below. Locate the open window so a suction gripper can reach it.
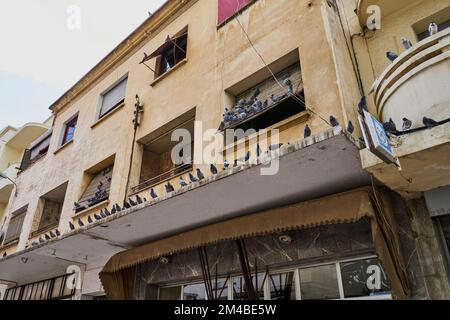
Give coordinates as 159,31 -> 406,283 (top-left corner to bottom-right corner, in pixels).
133,109 -> 195,193
19,130 -> 53,171
99,77 -> 128,119
144,27 -> 188,79
3,206 -> 27,245
75,158 -> 114,213
30,182 -> 68,236
221,50 -> 305,145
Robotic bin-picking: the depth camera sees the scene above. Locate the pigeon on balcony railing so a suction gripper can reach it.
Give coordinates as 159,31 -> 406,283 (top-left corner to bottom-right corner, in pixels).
386,51 -> 398,63
423,117 -> 439,129
49,231 -> 56,238
87,216 -> 93,224
136,194 -> 144,204
77,218 -> 84,227
179,176 -> 189,187
429,22 -> 439,36
55,229 -> 61,237
358,96 -> 368,113
304,124 -> 312,138
256,144 -> 262,157
123,200 -> 131,209
196,168 -> 205,180
402,118 -> 413,131
150,188 -> 158,199
69,221 -> 75,231
45,234 -> 51,241
94,213 -> 102,221
401,37 -> 413,50
223,160 -> 230,170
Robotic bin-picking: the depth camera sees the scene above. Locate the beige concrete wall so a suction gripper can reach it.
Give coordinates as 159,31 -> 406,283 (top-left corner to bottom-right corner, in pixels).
1,0 -> 361,255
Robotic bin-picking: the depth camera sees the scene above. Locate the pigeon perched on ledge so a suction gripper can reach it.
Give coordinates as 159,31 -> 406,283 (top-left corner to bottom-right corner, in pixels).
189,173 -> 198,183
69,221 -> 75,231
196,168 -> 205,180
210,164 -> 218,175
347,121 -> 355,134
383,118 -> 397,134
304,125 -> 312,138
423,117 -> 439,128
179,176 -> 188,187
165,182 -> 175,193
429,22 -> 439,36
329,116 -> 340,128
402,118 -> 412,131
401,37 -> 413,50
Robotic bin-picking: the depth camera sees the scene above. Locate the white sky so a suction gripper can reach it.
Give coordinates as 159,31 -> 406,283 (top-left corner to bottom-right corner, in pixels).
0,0 -> 166,128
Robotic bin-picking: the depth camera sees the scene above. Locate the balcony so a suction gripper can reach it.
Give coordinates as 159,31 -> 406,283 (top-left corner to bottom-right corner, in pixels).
371,28 -> 450,124
0,164 -> 19,204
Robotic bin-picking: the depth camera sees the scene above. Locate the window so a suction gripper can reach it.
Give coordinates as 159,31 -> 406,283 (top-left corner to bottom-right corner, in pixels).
417,19 -> 450,41
133,109 -> 195,193
31,182 -> 68,235
3,206 -> 27,244
269,271 -> 296,300
218,0 -> 254,25
61,115 -> 78,145
99,77 -> 127,119
75,165 -> 113,213
413,7 -> 450,41
149,28 -> 188,79
299,264 -> 340,300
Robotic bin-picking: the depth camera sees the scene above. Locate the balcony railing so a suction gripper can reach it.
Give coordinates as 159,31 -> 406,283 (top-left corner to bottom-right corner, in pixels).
131,163 -> 193,194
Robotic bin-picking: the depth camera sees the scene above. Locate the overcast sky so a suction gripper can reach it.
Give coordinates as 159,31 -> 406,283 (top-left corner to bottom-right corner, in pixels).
0,0 -> 166,129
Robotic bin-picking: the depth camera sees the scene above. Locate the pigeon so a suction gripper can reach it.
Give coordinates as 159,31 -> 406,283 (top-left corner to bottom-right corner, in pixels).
401,37 -> 413,50
69,221 -> 75,231
104,208 -> 111,216
179,176 -> 189,187
150,188 -> 158,199
129,198 -> 137,206
250,87 -> 261,102
329,116 -> 340,127
429,22 -> 439,36
304,125 -> 312,138
256,144 -> 262,157
358,96 -> 368,113
270,94 -> 283,103
383,118 -> 397,134
55,229 -> 61,237
423,117 -> 439,128
386,51 -> 398,62
210,164 -> 218,175
94,213 -> 102,220
111,206 -> 116,215
223,160 -> 230,170
234,159 -> 238,167
39,237 -> 45,243
165,182 -> 175,193
237,151 -> 251,163
402,118 -> 412,131
196,168 -> 205,180
136,194 -> 143,204
45,234 -> 51,241
115,204 -> 122,212
347,121 -> 355,134
50,231 -> 56,238
78,218 -> 84,227
269,144 -> 283,151
189,173 -> 198,183
87,216 -> 93,224
73,202 -> 84,211
123,200 -> 131,209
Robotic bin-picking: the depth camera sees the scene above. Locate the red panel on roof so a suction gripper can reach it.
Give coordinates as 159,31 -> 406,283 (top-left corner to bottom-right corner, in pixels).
218,0 -> 253,25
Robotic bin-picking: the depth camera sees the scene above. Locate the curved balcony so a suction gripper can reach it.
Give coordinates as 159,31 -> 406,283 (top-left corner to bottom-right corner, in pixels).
370,28 -> 450,125
0,164 -> 18,204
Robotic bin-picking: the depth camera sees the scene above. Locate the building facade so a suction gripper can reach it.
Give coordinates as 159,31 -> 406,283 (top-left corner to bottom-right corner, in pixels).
0,0 -> 448,300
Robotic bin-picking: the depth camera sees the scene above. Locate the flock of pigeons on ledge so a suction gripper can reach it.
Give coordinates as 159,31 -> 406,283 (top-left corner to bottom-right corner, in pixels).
385,22 -> 439,62
10,23 -> 446,252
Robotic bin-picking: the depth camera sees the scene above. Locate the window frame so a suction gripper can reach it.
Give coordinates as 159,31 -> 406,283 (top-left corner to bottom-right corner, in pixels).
97,75 -> 128,120
154,31 -> 188,79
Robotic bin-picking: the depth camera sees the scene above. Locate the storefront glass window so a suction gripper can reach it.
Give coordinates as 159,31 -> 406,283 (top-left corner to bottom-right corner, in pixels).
233,273 -> 266,300
183,283 -> 206,300
159,286 -> 182,300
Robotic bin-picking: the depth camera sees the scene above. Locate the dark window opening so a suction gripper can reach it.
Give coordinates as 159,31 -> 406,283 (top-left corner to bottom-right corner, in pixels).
417,19 -> 450,41
155,33 -> 188,78
62,115 -> 78,145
